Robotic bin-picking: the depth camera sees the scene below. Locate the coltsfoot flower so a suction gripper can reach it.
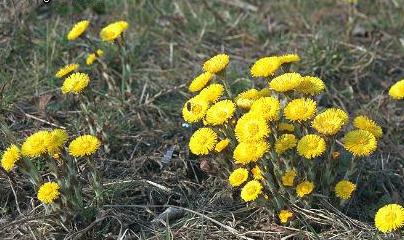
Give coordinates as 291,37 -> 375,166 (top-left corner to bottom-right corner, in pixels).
335,180 -> 356,200
67,20 -> 89,40
343,130 -> 377,157
55,63 -> 79,78
278,123 -> 295,132
250,96 -> 280,121
68,135 -> 101,157
61,72 -> 90,94
284,98 -> 316,122
235,113 -> 269,142
188,128 -> 217,155
233,141 -> 268,165
353,115 -> 382,138
388,79 -> 404,100
251,165 -> 264,180
37,182 -> 61,204
279,210 -> 293,224
46,129 -> 68,155
250,57 -> 281,77
199,84 -> 224,103
215,139 -> 230,152
1,144 -> 21,172
269,72 -> 302,92
278,54 -> 300,64
182,96 -> 209,123
235,89 -> 261,109
205,100 -> 235,125
203,54 -> 229,74
228,168 -> 248,187
275,134 -> 297,154
312,108 -> 348,135
297,134 -> 326,159
100,21 -> 129,41
374,204 -> 404,233
295,76 -> 325,95
240,180 -> 263,202
189,72 -> 214,92
21,131 -> 51,158
296,180 -> 314,197
282,169 -> 297,187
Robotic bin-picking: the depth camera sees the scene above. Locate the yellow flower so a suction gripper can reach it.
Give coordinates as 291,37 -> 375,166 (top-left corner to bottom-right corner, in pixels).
388,79 -> 404,100
61,72 -> 90,94
189,72 -> 214,92
100,20 -> 129,41
269,72 -> 302,92
240,180 -> 263,202
199,84 -> 224,103
250,96 -> 280,121
233,141 -> 268,165
86,53 -> 97,65
250,57 -> 281,77
205,100 -> 235,125
297,134 -> 326,159
279,54 -> 300,64
312,108 -> 348,135
203,54 -> 229,74
296,180 -> 314,197
295,76 -> 325,95
55,63 -> 79,78
1,145 -> 21,172
353,115 -> 383,138
251,165 -> 264,180
343,130 -> 377,157
189,128 -> 217,155
235,89 -> 261,109
21,131 -> 51,157
46,129 -> 68,154
335,180 -> 356,200
374,204 -> 404,233
282,169 -> 297,187
96,49 -> 104,57
278,123 -> 295,132
68,135 -> 101,157
215,139 -> 230,152
284,98 -> 317,122
279,210 -> 293,224
182,96 -> 209,123
235,113 -> 269,142
275,134 -> 297,154
67,20 -> 89,41
228,168 -> 249,187
37,182 -> 60,204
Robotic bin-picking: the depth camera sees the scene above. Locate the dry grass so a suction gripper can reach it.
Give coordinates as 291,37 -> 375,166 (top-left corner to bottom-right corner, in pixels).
0,0 -> 403,239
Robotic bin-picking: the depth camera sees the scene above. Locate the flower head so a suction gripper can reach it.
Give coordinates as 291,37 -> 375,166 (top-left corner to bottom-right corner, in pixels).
96,49 -> 104,57
374,204 -> 404,233
61,72 -> 90,94
182,96 -> 209,123
278,123 -> 295,132
68,135 -> 101,157
282,169 -> 297,187
296,180 -> 314,197
284,98 -> 316,122
275,134 -> 297,154
203,54 -> 229,74
21,131 -> 51,157
295,76 -> 325,95
206,100 -> 236,125
279,210 -> 293,224
250,57 -> 281,77
215,139 -> 230,152
1,145 -> 21,172
240,180 -> 263,202
353,115 -> 382,138
55,63 -> 79,78
251,165 -> 264,180
388,79 -> 404,100
199,84 -> 224,103
67,20 -> 89,40
46,129 -> 69,154
335,180 -> 356,200
189,72 -> 214,92
312,108 -> 348,135
279,54 -> 300,64
343,130 -> 377,157
235,113 -> 269,142
100,21 -> 129,41
189,128 -> 217,155
86,53 -> 97,65
250,96 -> 280,121
228,168 -> 249,187
233,141 -> 268,165
235,89 -> 261,109
297,134 -> 326,159
269,73 -> 302,92
37,182 -> 60,204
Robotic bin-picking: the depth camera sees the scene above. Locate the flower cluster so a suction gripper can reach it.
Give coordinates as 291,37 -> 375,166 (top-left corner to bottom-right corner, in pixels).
182,52 -> 402,233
